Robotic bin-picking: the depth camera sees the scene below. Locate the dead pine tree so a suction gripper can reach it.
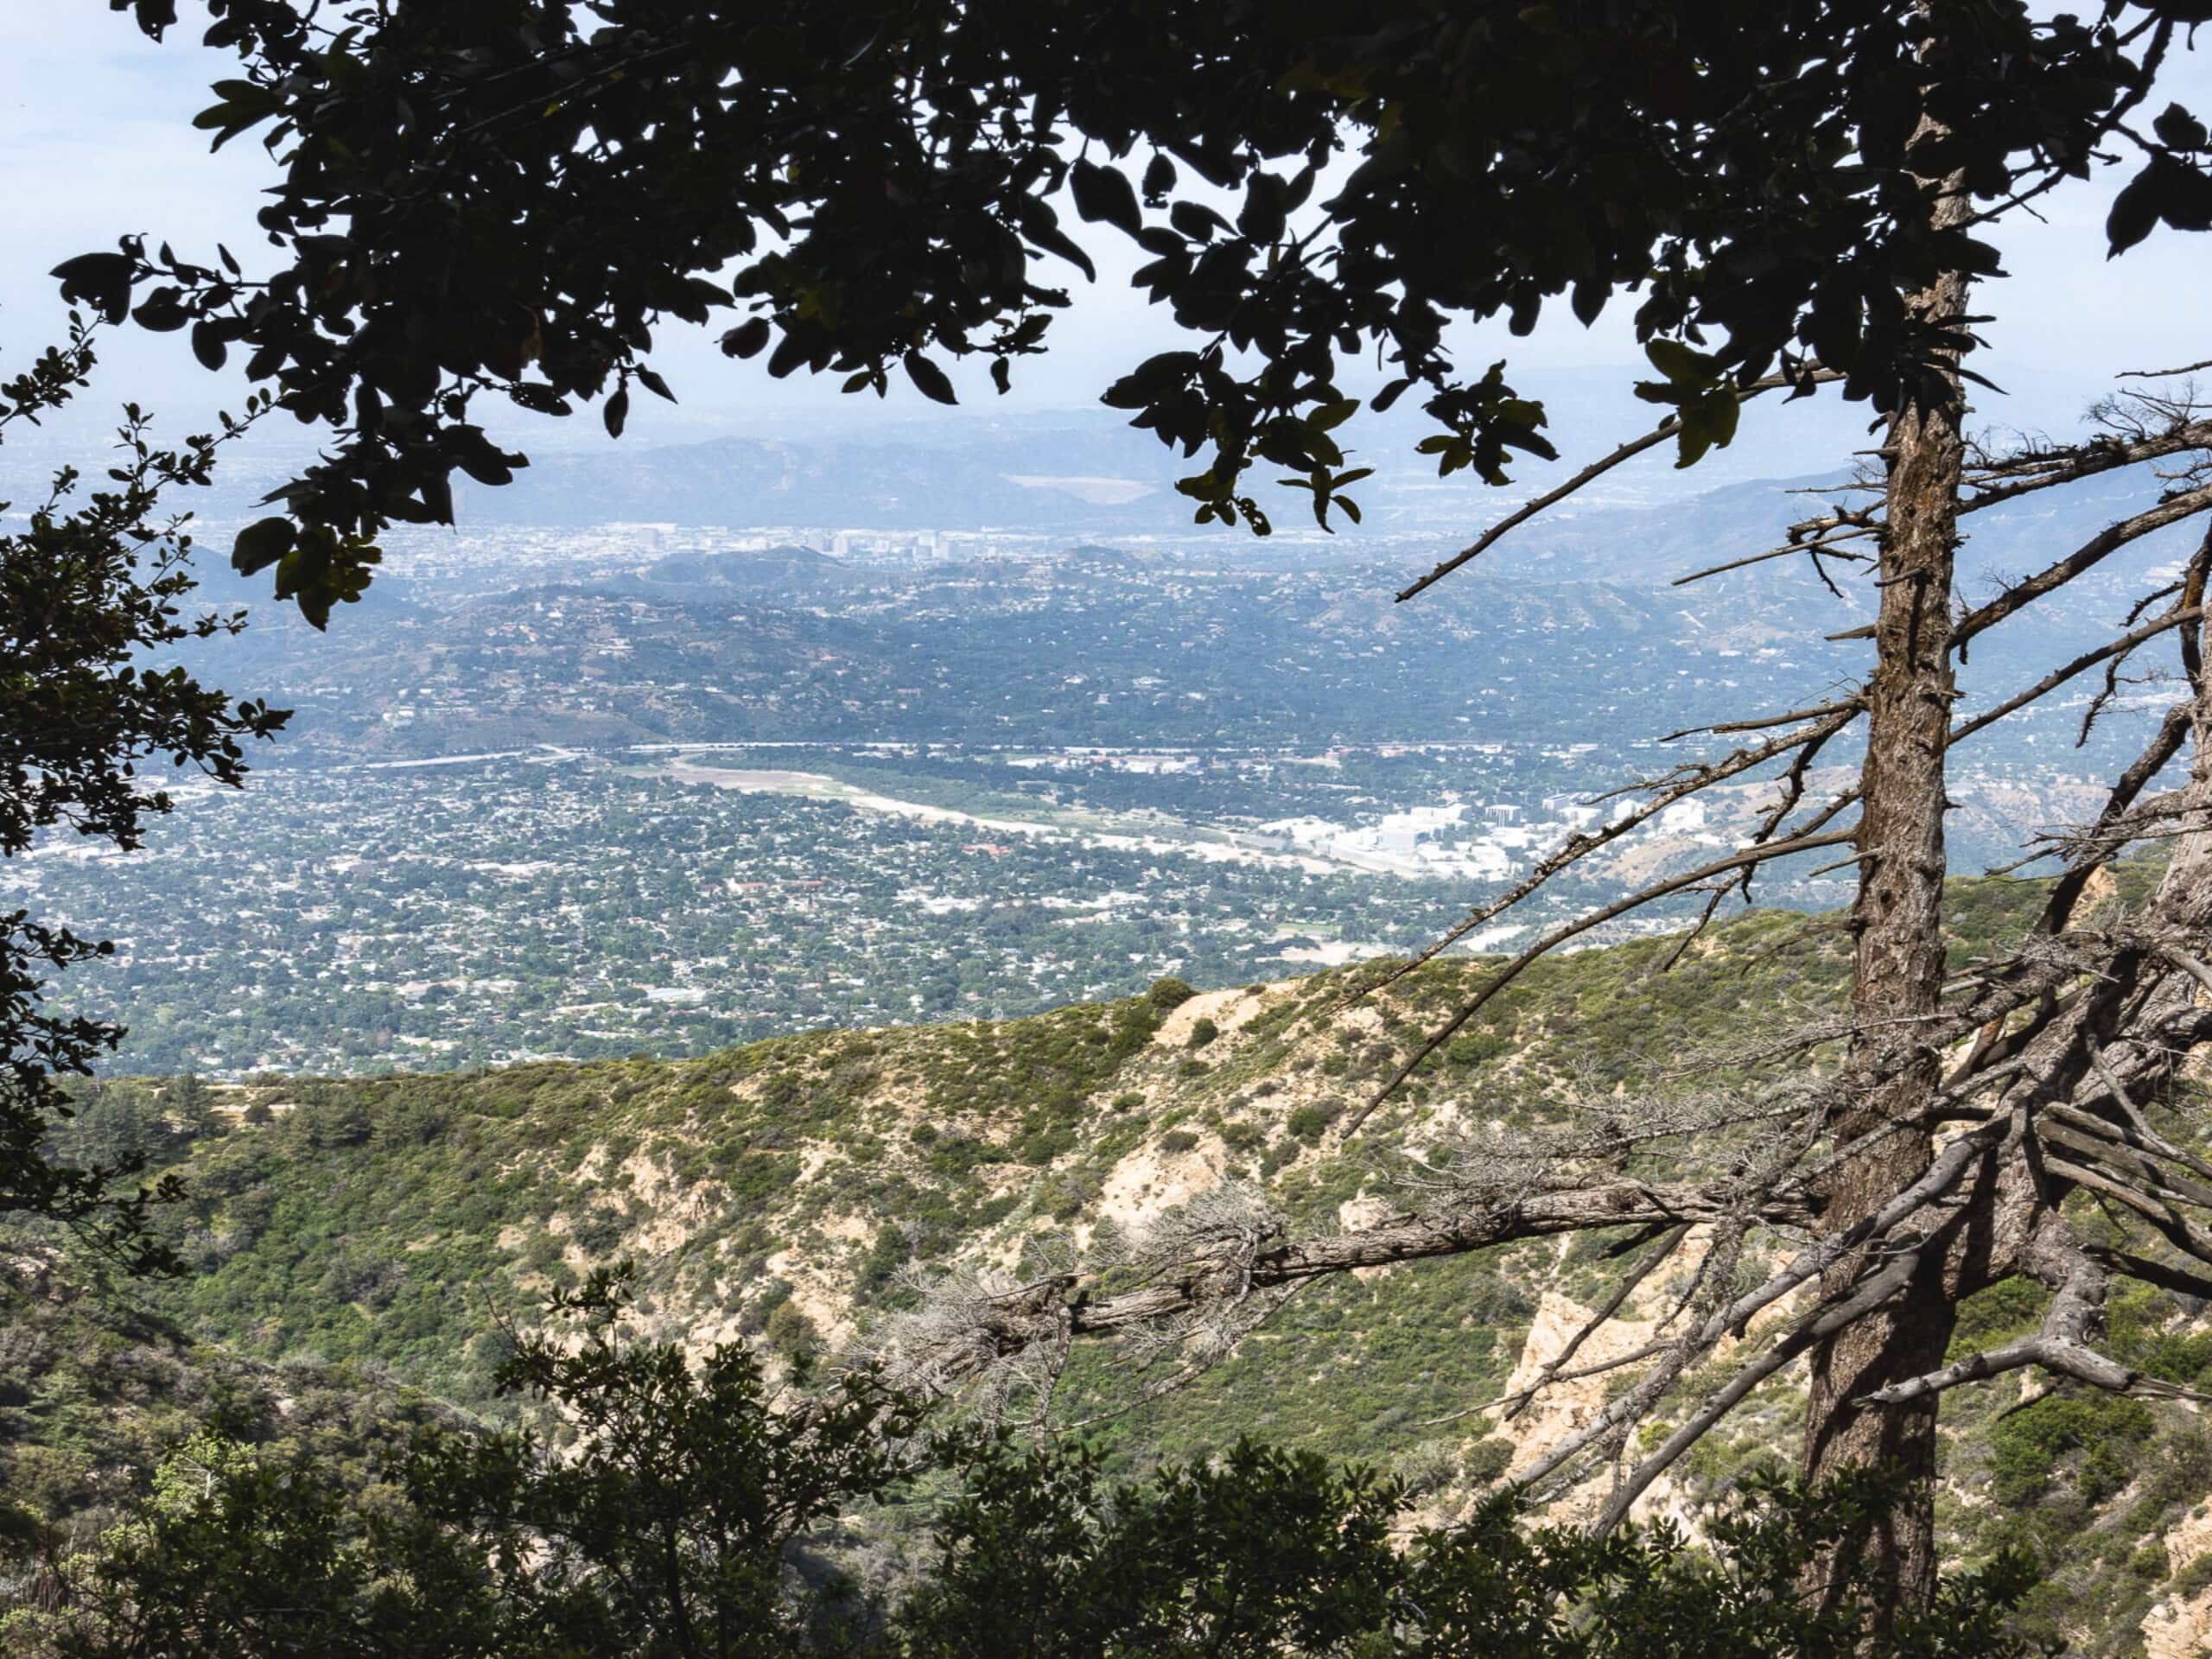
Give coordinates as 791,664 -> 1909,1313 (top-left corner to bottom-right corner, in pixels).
871,106 -> 2212,1615
1798,119 -> 1979,1611
858,7 -> 2212,1623
880,366 -> 2212,1618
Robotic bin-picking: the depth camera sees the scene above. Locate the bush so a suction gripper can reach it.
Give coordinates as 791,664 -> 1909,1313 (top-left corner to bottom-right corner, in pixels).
1987,1391 -> 2156,1506
1463,1436 -> 1516,1483
2127,1541 -> 2170,1580
1395,1439 -> 1458,1497
569,1205 -> 627,1258
1147,976 -> 1198,1013
2175,1548 -> 2212,1600
39,1277 -> 2049,1659
1186,1016 -> 1221,1049
1948,1278 -> 2047,1357
297,1096 -> 373,1148
763,1298 -> 820,1362
1445,1032 -> 1508,1068
901,1452 -> 2047,1659
1160,1130 -> 1200,1154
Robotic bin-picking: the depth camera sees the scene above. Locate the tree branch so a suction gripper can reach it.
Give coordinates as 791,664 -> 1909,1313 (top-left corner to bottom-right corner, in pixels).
1395,372 -> 1843,604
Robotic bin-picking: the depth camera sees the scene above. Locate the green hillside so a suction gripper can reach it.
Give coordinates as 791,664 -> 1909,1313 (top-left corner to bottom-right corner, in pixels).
11,870 -> 2212,1654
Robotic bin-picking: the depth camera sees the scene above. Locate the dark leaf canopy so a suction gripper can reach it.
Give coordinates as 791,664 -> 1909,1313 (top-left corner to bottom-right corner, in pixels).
87,0 -> 2208,620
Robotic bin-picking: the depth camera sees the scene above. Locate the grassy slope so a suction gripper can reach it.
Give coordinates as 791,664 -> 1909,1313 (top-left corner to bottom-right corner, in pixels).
12,868 -> 2212,1653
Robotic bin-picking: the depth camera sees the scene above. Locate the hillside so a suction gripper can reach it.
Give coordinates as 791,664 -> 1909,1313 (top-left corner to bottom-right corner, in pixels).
0,1245 -> 458,1556
14,872 -> 2212,1655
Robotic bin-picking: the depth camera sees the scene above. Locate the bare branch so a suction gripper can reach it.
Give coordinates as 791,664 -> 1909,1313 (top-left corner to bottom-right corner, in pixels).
1597,1238 -> 1931,1532
1662,697 -> 1864,744
1858,1226 -> 2212,1408
2031,701 -> 2193,932
1821,482 -> 2212,645
2154,944 -> 2212,1002
2041,1154 -> 2212,1267
1957,419 -> 2212,517
1501,1224 -> 1693,1423
1671,538 -> 1873,588
1952,484 -> 2212,650
2084,1245 -> 2212,1302
879,1178 -> 1822,1398
1395,371 -> 1843,605
1506,1118 -> 2012,1498
1344,708 -> 1863,1014
1344,828 -> 1858,1134
2119,360 -> 2212,379
1946,607 -> 2203,750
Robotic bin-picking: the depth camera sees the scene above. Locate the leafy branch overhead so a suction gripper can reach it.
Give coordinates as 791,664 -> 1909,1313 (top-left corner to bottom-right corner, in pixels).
83,0 -> 2210,620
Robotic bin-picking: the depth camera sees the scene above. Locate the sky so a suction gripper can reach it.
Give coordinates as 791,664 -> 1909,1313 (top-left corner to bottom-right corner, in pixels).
3,5 -> 2208,470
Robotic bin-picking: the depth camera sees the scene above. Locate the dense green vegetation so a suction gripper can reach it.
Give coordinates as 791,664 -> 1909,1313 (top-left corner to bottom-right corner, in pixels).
5,1268 -> 2044,1659
0,1246 -> 453,1556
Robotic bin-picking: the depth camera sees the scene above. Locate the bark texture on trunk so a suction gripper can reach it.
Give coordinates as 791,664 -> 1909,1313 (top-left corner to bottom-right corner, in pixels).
1799,179 -> 1971,1617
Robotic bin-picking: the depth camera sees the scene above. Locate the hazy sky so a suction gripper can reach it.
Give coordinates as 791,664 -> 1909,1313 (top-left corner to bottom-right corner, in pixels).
3,6 -> 2207,462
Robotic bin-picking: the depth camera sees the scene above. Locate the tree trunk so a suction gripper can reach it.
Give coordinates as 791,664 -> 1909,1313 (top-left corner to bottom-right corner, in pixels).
1799,175 -> 1972,1614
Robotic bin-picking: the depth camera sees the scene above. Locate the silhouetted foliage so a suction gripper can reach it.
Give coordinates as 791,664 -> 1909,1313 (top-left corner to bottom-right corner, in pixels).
0,316 -> 283,1269
84,3 -> 2205,620
13,1271 -> 2048,1658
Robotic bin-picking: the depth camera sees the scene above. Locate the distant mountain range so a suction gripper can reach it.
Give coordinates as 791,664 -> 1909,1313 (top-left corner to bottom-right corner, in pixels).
452,422 -> 1201,531
430,366 -> 2111,537
432,378 -> 1887,536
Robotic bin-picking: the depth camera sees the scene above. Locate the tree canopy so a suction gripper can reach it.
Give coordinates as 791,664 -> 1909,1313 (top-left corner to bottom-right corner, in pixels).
12,1268 -> 2047,1659
83,0 -> 2206,621
0,318 -> 283,1268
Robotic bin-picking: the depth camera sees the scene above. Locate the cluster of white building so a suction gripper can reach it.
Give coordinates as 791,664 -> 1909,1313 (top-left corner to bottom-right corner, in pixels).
1256,791 -> 1717,880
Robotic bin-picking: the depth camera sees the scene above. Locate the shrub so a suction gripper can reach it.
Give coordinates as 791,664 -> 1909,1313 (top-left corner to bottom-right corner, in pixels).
1445,1032 -> 1508,1068
2175,1549 -> 2212,1600
1463,1437 -> 1516,1483
1395,1439 -> 1458,1497
1987,1392 -> 2156,1506
1160,1130 -> 1200,1154
1147,976 -> 1198,1013
569,1206 -> 627,1258
2127,1542 -> 2170,1580
44,1276 -> 2046,1659
1186,1016 -> 1221,1050
1948,1278 -> 2047,1357
297,1097 -> 373,1149
764,1299 -> 820,1361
